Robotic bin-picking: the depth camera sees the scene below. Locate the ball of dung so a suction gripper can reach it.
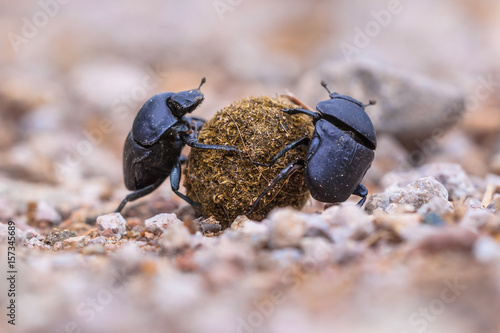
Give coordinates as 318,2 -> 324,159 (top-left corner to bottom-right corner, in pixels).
184,96 -> 313,228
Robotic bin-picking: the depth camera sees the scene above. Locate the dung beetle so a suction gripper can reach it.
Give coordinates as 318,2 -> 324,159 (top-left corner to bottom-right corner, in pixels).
115,78 -> 239,213
248,80 -> 376,214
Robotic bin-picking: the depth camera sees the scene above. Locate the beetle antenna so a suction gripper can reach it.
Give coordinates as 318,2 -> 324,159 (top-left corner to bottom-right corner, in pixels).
364,100 -> 376,107
320,80 -> 332,95
198,77 -> 206,90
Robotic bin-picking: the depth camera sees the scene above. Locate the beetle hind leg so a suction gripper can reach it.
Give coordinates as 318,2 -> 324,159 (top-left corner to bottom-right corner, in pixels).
115,180 -> 164,213
170,160 -> 202,211
247,159 -> 305,216
353,184 -> 368,207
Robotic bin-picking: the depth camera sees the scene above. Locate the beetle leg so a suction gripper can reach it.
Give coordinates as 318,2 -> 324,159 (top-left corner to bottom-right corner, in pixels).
247,159 -> 305,216
353,184 -> 368,207
179,155 -> 188,165
115,179 -> 164,213
185,116 -> 206,132
180,132 -> 240,153
170,160 -> 202,211
282,108 -> 321,121
253,137 -> 310,167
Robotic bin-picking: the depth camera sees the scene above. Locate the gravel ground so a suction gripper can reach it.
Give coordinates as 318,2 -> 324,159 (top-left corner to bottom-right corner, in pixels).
1,1 -> 500,332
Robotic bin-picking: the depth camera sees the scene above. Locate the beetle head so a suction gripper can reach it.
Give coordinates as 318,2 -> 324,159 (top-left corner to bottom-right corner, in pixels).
167,77 -> 206,117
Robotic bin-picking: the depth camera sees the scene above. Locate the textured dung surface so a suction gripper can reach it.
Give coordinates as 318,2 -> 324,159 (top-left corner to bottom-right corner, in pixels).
184,96 -> 314,227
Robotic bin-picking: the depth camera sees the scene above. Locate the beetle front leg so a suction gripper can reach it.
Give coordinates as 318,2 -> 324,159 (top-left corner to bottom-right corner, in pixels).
185,116 -> 206,133
180,132 -> 240,153
353,184 -> 368,207
282,108 -> 321,121
254,137 -> 310,167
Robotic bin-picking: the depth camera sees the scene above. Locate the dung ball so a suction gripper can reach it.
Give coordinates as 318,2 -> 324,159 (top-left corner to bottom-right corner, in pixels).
184,96 -> 313,228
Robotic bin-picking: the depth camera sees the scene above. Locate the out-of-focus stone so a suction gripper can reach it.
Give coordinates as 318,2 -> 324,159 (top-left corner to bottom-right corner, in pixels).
463,106 -> 500,137
159,223 -> 191,253
199,216 -> 222,236
473,236 -> 500,263
101,229 -> 116,238
385,203 -> 416,214
24,237 -> 44,248
0,198 -> 16,221
96,213 -> 127,236
381,163 -> 478,201
25,228 -> 44,241
44,229 -> 77,246
417,197 -> 454,216
322,205 -> 374,242
26,200 -> 62,226
372,213 -> 424,244
428,130 -> 489,176
81,243 -> 106,255
460,209 -> 496,231
126,217 -> 141,229
145,213 -> 183,234
264,248 -> 303,269
367,134 -> 409,184
300,237 -> 333,266
330,242 -> 365,265
487,196 -> 500,211
88,236 -> 107,245
302,214 -> 331,241
230,215 -> 269,248
366,177 -> 452,214
298,60 -> 465,149
265,208 -> 307,248
230,215 -> 251,231
416,227 -> 478,253
63,236 -> 87,248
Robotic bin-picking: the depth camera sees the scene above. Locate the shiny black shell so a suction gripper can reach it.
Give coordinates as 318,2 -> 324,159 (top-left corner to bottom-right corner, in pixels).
122,129 -> 183,191
304,119 -> 374,202
131,92 -> 176,146
316,97 -> 377,150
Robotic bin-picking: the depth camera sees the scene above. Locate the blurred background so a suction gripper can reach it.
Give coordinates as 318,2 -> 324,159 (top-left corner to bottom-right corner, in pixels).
0,0 -> 499,214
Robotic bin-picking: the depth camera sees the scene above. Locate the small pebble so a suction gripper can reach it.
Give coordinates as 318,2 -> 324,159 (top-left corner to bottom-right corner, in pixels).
96,212 -> 127,236
159,223 -> 191,253
145,213 -> 183,234
266,208 -> 307,249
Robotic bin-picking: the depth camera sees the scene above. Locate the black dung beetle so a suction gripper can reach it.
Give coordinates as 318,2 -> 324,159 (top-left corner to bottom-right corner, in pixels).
115,78 -> 239,213
248,81 -> 376,214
